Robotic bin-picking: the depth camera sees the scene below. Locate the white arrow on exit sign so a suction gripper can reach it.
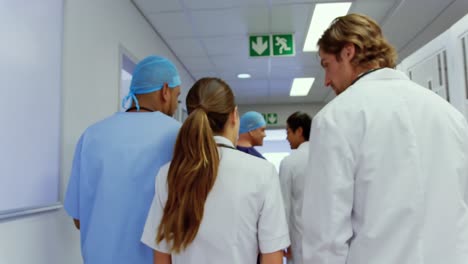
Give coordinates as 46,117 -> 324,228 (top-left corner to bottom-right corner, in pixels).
251,36 -> 268,55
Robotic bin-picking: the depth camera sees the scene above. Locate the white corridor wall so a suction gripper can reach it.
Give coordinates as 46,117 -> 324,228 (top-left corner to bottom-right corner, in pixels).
0,1 -> 193,263
398,13 -> 468,119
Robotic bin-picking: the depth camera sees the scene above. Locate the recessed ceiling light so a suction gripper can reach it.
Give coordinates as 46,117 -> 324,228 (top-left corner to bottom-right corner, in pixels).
303,2 -> 352,52
237,73 -> 251,79
290,78 -> 315,96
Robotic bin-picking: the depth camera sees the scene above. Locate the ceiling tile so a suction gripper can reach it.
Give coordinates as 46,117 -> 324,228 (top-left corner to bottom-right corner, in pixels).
270,67 -> 303,79
180,56 -> 215,72
271,62 -> 303,72
267,96 -> 311,104
210,55 -> 269,71
270,65 -> 321,79
268,76 -> 327,102
184,0 -> 266,9
271,4 -> 314,34
270,0 -> 324,4
380,0 -> 451,50
219,68 -> 270,81
351,0 -> 397,25
294,34 -> 317,59
202,36 -> 248,56
166,38 -> 206,57
269,54 -> 319,70
269,79 -> 292,96
190,71 -> 219,79
133,0 -> 183,13
236,96 -> 270,105
191,7 -> 269,37
147,12 -> 194,38
229,79 -> 269,95
297,52 -> 321,67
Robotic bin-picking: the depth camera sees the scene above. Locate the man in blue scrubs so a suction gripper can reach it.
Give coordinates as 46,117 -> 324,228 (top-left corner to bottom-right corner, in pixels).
236,111 -> 267,159
64,56 -> 182,264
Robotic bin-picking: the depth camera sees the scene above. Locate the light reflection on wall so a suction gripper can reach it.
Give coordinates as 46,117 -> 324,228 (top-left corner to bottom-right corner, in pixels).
256,129 -> 291,172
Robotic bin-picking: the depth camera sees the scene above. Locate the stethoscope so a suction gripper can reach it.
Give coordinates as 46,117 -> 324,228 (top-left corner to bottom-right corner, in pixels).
126,106 -> 236,150
349,67 -> 383,86
125,106 -> 155,112
126,107 -> 236,148
216,143 -> 236,150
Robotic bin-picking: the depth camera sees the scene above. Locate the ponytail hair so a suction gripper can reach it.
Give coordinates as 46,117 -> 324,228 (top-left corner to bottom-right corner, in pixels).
156,77 -> 235,252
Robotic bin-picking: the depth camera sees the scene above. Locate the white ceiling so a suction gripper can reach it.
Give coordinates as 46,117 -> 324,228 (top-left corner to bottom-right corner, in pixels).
131,0 -> 467,105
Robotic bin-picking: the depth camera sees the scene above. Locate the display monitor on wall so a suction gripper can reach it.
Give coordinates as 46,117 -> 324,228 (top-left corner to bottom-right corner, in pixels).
0,0 -> 63,219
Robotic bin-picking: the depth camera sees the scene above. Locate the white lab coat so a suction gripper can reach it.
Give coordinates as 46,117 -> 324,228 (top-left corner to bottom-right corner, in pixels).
279,141 -> 309,264
142,136 -> 290,264
302,68 -> 468,264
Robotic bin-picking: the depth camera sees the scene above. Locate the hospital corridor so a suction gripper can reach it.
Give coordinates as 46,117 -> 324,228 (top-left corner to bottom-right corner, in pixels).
1,0 -> 468,263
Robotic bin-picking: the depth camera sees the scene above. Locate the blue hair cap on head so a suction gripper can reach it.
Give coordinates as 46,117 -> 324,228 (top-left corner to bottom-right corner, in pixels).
239,111 -> 266,134
122,55 -> 181,110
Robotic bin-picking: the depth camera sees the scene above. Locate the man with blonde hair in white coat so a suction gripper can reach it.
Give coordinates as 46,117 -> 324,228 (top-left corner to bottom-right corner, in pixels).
279,111 -> 311,264
302,13 -> 468,264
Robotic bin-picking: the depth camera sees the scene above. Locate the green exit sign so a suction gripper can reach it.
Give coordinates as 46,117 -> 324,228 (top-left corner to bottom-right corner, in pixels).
262,113 -> 278,125
272,34 -> 294,56
249,34 -> 295,57
249,35 -> 270,57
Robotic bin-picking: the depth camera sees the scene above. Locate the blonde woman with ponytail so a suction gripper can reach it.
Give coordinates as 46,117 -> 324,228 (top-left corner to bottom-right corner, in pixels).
141,77 -> 290,264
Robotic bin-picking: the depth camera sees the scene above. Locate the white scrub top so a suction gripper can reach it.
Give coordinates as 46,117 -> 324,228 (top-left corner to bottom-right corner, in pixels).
64,112 -> 180,264
302,68 -> 468,264
141,136 -> 290,264
279,141 -> 309,264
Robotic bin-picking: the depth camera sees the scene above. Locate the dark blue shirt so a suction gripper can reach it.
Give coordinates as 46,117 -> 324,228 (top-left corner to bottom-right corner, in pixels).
236,145 -> 265,159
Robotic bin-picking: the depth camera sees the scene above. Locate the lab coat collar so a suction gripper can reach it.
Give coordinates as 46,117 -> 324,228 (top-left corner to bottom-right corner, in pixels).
214,136 -> 235,148
359,68 -> 409,82
298,141 -> 309,151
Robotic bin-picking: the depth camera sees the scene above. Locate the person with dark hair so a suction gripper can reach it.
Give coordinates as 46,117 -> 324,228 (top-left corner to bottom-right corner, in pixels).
64,55 -> 182,263
302,13 -> 468,264
285,111 -> 311,149
278,111 -> 312,264
141,77 -> 290,264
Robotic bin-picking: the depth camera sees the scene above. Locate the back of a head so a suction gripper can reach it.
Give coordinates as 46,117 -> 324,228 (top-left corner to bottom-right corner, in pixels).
185,78 -> 236,131
122,55 -> 181,110
317,13 -> 397,69
287,111 -> 312,140
239,111 -> 266,134
157,77 -> 236,253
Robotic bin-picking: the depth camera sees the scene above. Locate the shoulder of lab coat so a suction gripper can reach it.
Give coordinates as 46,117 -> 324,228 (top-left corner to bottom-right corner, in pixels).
302,68 -> 468,263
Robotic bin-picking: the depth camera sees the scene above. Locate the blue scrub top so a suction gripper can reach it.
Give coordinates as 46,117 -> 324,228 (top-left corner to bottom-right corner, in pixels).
236,145 -> 265,159
64,112 -> 180,264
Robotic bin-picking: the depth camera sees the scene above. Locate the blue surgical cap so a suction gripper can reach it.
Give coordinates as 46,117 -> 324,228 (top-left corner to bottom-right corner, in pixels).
239,111 -> 266,134
122,55 -> 181,110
